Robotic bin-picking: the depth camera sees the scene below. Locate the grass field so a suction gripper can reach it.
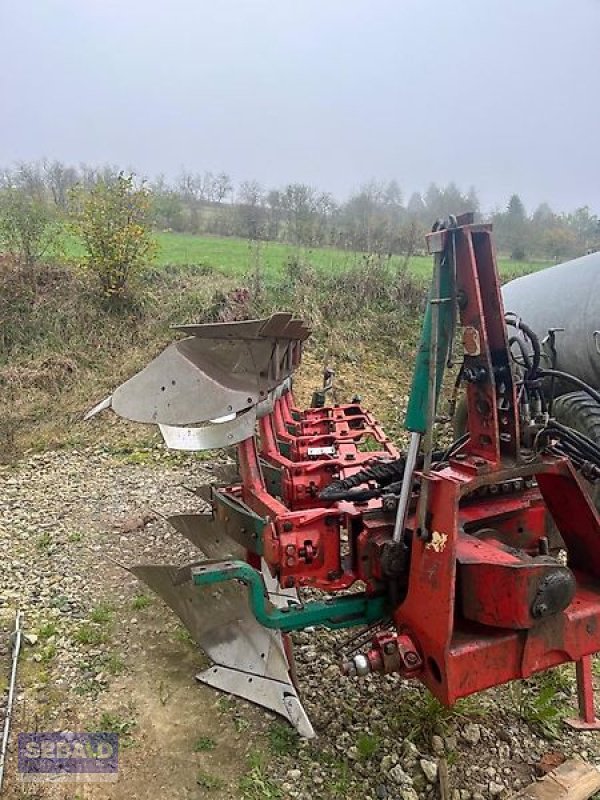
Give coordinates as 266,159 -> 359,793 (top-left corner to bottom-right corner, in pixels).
66,231 -> 548,280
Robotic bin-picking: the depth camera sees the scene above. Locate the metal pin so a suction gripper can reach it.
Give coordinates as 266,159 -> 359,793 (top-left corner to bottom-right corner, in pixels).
0,610 -> 23,793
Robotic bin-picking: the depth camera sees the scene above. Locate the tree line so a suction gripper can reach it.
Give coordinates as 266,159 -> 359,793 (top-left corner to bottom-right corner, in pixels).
1,159 -> 599,261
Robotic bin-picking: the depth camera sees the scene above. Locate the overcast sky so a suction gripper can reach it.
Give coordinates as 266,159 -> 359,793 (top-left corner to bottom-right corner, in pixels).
1,0 -> 599,213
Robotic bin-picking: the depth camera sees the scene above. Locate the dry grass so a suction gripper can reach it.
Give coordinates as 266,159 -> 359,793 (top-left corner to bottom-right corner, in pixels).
0,260 -> 237,460
0,254 -> 428,462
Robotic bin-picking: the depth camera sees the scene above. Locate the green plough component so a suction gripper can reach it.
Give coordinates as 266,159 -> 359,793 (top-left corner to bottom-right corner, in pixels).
192,559 -> 388,633
404,251 -> 454,434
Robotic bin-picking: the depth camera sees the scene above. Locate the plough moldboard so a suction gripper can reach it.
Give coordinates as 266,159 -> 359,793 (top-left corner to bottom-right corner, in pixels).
88,217 -> 600,738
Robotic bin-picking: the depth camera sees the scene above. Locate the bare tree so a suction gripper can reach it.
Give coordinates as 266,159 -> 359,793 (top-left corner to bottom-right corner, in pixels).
236,180 -> 265,240
12,161 -> 46,200
280,183 -> 318,246
213,172 -> 233,204
43,160 -> 79,208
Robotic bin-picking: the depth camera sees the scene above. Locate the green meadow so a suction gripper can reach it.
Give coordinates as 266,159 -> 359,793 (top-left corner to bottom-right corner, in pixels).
65,231 -> 547,281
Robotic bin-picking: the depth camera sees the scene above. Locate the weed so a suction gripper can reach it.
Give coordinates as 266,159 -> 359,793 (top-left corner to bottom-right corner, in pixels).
233,716 -> 250,733
50,595 -> 70,612
268,722 -> 298,756
74,624 -> 107,646
193,736 -> 216,752
38,643 -> 57,664
510,671 -> 571,739
104,653 -> 125,675
68,531 -> 82,543
108,441 -> 196,466
393,690 -> 480,746
37,622 -> 58,640
239,751 -> 281,800
73,656 -> 105,697
74,680 -> 102,698
90,602 -> 114,625
196,770 -> 224,791
543,664 -> 575,693
117,449 -> 155,465
98,712 -> 137,739
313,751 -> 352,798
330,761 -> 352,798
131,594 -> 152,610
217,696 -> 236,713
32,669 -> 50,688
174,625 -> 193,646
36,531 -> 52,552
356,436 -> 381,452
356,732 -> 380,759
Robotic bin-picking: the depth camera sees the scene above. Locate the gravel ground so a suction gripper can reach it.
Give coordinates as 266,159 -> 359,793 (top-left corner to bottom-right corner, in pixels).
1,447 -> 600,800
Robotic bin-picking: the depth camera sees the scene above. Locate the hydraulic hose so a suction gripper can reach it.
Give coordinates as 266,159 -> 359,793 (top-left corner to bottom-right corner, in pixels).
506,315 -> 542,375
537,370 -> 600,407
319,451 -> 446,502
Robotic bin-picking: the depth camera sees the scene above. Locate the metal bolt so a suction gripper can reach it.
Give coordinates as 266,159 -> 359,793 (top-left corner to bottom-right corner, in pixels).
283,521 -> 293,532
404,651 -> 419,667
382,494 -> 397,512
353,655 -> 370,677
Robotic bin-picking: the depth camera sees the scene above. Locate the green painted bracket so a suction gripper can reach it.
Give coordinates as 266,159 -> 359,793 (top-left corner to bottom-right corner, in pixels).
278,439 -> 291,458
404,251 -> 454,434
259,458 -> 283,498
192,559 -> 388,633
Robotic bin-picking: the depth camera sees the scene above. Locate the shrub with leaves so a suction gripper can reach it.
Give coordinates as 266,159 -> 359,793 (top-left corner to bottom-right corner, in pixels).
0,189 -> 64,271
72,173 -> 157,299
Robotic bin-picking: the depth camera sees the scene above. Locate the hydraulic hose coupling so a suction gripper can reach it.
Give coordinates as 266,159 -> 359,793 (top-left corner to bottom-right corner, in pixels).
342,632 -> 422,677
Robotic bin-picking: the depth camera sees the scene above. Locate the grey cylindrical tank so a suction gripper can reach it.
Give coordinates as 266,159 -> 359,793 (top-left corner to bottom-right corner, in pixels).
502,251 -> 600,390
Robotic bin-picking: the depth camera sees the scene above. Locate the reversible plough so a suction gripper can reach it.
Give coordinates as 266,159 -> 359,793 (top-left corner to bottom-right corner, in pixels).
88,215 -> 600,737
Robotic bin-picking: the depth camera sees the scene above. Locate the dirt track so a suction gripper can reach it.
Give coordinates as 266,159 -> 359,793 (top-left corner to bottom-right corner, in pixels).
0,449 -> 269,800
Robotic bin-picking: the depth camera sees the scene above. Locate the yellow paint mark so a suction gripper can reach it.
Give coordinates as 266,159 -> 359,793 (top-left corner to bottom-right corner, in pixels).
426,531 -> 448,553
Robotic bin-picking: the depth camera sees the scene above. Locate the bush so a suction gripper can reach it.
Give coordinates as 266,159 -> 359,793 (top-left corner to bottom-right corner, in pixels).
0,189 -> 64,271
72,173 -> 157,300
